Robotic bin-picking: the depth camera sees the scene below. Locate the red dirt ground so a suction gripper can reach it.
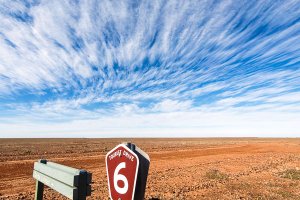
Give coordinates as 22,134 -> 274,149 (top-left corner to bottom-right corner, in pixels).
0,138 -> 300,199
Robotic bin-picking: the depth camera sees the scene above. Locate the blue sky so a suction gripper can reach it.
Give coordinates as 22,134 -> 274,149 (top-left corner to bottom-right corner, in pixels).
0,0 -> 300,137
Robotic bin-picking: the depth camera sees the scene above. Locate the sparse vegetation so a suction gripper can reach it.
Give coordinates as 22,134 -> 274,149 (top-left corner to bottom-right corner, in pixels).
205,169 -> 229,180
277,190 -> 295,199
24,150 -> 32,155
280,169 -> 300,180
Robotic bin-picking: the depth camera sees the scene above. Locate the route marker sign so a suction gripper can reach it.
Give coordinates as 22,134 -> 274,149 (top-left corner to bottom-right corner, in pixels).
106,143 -> 150,200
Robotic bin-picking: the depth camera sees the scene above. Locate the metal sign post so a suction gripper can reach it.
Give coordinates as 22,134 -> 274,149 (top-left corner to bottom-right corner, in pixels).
106,143 -> 150,200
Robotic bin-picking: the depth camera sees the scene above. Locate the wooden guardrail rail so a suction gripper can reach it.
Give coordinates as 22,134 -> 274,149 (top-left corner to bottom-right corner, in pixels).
33,160 -> 92,200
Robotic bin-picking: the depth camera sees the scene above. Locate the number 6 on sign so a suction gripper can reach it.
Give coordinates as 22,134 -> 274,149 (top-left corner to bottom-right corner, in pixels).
114,162 -> 128,194
106,144 -> 139,200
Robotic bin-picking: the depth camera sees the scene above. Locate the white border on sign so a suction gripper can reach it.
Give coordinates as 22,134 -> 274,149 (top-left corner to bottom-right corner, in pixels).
105,144 -> 140,200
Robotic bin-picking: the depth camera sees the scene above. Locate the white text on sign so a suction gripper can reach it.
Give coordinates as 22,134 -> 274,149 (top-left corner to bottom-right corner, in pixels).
109,149 -> 135,162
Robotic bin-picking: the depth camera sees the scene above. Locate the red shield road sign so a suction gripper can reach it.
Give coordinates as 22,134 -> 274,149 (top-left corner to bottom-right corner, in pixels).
106,144 -> 139,200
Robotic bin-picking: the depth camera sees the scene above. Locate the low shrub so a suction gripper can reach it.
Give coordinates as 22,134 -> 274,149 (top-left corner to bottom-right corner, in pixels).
280,169 -> 300,180
205,169 -> 229,180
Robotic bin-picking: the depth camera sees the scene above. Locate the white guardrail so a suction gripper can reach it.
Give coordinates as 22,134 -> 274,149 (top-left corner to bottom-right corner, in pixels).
33,160 -> 92,200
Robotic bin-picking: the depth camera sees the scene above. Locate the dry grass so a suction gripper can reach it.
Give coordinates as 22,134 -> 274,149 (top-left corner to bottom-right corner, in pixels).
277,190 -> 295,199
205,169 -> 229,180
280,169 -> 300,180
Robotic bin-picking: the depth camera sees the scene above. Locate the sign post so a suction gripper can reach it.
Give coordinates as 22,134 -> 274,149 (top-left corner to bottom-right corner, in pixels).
106,143 -> 150,200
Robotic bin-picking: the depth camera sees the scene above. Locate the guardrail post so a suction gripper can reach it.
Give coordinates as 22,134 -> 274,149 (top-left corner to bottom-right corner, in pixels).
78,170 -> 87,200
34,159 -> 47,200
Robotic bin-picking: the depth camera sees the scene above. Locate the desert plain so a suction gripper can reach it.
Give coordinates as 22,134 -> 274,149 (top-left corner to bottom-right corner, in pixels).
0,138 -> 300,200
